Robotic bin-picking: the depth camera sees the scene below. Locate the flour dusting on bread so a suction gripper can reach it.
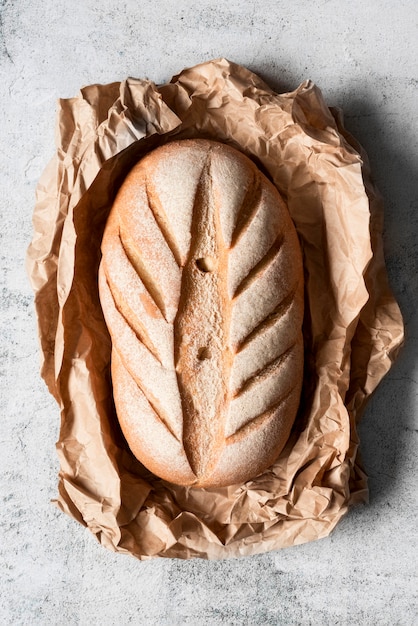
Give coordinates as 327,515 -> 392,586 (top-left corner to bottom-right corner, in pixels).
99,139 -> 304,487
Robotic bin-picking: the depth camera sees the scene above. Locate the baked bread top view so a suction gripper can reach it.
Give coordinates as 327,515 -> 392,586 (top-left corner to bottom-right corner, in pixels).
98,139 -> 304,487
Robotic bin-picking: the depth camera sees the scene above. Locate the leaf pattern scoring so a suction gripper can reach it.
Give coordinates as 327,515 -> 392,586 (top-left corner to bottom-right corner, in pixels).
99,139 -> 304,487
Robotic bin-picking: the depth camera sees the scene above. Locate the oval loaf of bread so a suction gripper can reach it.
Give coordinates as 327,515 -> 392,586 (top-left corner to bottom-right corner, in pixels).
98,139 -> 304,487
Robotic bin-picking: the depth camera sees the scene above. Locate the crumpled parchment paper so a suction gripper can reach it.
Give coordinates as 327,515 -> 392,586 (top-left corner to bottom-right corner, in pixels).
27,58 -> 404,559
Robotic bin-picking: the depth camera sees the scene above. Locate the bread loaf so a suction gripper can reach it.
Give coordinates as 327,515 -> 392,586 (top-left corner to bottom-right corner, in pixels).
98,139 -> 304,487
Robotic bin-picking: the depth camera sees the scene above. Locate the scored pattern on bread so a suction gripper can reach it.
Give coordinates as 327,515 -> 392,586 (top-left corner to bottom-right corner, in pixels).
232,343 -> 294,399
226,381 -> 298,444
232,233 -> 284,299
235,285 -> 298,353
99,139 -> 304,487
105,251 -> 163,364
118,229 -> 169,323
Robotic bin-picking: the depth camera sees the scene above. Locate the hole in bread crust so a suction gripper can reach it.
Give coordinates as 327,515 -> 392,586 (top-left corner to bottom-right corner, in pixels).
197,347 -> 211,361
195,257 -> 215,272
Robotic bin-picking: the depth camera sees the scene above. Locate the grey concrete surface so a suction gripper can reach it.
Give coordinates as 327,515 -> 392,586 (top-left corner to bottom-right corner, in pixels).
1,0 -> 417,624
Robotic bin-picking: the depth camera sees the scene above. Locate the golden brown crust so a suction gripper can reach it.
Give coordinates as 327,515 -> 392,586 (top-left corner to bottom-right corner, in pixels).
99,139 -> 304,487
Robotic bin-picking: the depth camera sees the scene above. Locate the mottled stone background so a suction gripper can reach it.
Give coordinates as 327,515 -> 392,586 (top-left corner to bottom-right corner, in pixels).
1,1 -> 417,624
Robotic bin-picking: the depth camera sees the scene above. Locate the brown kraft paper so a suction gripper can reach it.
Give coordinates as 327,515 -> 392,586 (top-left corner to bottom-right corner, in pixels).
26,58 -> 404,559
